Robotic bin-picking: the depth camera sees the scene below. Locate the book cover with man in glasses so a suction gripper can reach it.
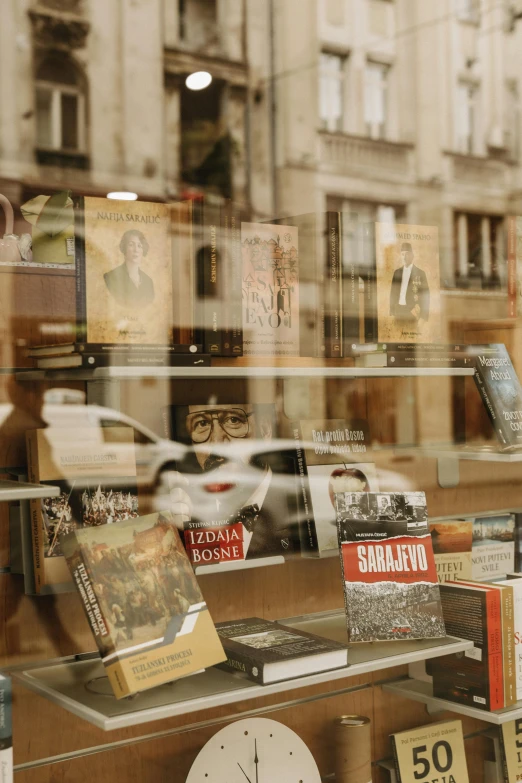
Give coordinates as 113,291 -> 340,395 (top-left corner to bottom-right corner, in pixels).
161,403 -> 301,572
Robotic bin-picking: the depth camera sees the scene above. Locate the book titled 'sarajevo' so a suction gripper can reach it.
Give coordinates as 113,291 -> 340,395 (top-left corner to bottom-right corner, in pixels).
61,510 -> 226,699
375,223 -> 441,343
75,196 -> 174,346
241,222 -> 299,356
335,491 -> 445,643
215,617 -> 348,684
26,427 -> 138,594
473,344 -> 522,450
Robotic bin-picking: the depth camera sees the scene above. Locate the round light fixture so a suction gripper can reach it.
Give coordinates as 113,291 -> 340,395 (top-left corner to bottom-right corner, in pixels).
185,71 -> 212,91
106,191 -> 138,201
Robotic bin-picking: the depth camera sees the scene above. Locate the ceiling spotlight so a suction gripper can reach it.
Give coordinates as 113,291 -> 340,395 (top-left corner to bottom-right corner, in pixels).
186,71 -> 212,91
107,191 -> 138,201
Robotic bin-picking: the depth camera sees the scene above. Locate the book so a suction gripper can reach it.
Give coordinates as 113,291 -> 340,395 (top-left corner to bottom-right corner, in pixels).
472,514 -> 515,581
499,716 -> 522,781
431,581 -> 504,710
335,491 -> 445,643
215,617 -> 348,684
353,343 -> 474,368
339,213 -> 363,355
473,344 -> 522,450
0,676 -> 12,783
194,199 -> 222,355
26,427 -> 139,594
161,403 -> 300,571
61,510 -> 226,698
227,202 -> 244,356
242,222 -> 299,357
391,720 -> 469,783
26,342 -> 202,358
75,196 -> 174,346
324,212 -> 342,357
457,580 -> 517,708
171,200 -> 196,346
363,222 -> 377,343
35,352 -> 211,369
429,519 -> 473,583
375,223 -> 441,343
293,419 -> 378,556
498,577 -> 522,701
507,215 -> 520,318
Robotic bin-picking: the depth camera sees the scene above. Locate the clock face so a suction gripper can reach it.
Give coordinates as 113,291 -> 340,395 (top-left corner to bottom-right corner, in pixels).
186,717 -> 322,783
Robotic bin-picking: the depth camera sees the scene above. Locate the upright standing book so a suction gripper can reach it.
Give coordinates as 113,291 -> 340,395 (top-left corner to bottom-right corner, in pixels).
471,514 -> 515,581
473,344 -> 522,450
335,491 -> 445,642
61,510 -> 226,699
242,222 -> 299,356
429,519 -> 473,583
293,419 -> 377,556
375,223 -> 441,343
26,427 -> 139,594
75,196 -> 174,346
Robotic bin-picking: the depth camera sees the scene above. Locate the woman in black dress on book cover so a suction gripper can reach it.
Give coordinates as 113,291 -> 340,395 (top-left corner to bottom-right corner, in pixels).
104,229 -> 155,307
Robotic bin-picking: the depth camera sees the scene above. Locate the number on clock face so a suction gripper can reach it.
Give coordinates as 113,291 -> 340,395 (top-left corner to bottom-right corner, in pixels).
185,717 -> 322,782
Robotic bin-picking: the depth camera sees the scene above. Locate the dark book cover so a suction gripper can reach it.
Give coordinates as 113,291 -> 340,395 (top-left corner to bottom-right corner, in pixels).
431,582 -> 503,711
229,201 -> 244,356
36,352 -> 211,370
363,222 -> 377,343
473,344 -> 522,450
61,510 -> 226,698
324,212 -> 342,357
340,214 -> 362,355
293,419 -> 376,557
194,199 -> 222,355
215,617 -> 348,684
161,403 -> 300,570
335,491 -> 445,643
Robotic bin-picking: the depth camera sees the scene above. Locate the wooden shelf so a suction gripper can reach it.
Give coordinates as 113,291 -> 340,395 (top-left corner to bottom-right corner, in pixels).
0,479 -> 60,502
12,609 -> 471,731
383,678 -> 522,725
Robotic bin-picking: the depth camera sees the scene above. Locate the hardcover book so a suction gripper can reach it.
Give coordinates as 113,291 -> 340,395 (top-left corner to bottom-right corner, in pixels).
335,491 -> 445,643
429,519 -> 473,583
499,576 -> 522,700
35,352 -> 210,370
26,427 -> 139,594
431,581 -> 505,711
75,196 -> 174,346
241,222 -> 299,356
162,403 -> 300,571
293,419 -> 378,556
61,510 -> 226,699
473,344 -> 522,450
215,617 -> 348,684
471,514 -> 515,581
507,214 -> 522,318
375,223 -> 441,343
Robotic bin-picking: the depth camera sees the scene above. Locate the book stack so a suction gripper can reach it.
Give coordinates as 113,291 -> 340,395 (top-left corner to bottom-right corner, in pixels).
431,580 -> 517,711
27,342 -> 209,369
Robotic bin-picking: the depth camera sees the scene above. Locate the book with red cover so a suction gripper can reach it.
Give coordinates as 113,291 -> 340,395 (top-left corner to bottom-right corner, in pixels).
431,581 -> 504,711
335,491 -> 445,643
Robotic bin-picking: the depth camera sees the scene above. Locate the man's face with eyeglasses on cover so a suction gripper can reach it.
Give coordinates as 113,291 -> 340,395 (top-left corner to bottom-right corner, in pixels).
186,404 -> 272,472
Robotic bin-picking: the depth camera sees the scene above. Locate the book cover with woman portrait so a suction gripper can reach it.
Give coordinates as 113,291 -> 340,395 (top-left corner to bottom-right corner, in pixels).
375,223 -> 441,344
75,196 -> 173,345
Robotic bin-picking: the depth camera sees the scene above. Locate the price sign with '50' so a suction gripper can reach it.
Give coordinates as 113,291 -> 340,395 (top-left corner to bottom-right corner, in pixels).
391,720 -> 469,783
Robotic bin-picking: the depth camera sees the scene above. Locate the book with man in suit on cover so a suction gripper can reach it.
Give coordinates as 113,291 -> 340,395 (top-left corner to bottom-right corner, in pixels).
375,223 -> 441,343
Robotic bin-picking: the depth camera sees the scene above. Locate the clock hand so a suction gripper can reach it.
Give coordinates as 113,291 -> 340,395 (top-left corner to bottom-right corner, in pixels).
254,739 -> 259,783
237,763 -> 252,783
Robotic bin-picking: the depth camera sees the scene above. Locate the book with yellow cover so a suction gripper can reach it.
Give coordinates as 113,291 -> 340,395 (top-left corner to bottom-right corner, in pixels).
61,510 -> 226,698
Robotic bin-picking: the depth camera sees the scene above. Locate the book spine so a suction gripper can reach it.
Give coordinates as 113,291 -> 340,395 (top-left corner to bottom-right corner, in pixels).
390,735 -> 402,783
38,353 -> 211,369
363,223 -> 377,342
292,426 -> 319,557
218,650 -> 265,684
508,215 -> 517,318
229,203 -> 243,356
473,361 -> 511,450
0,676 -> 13,783
342,222 -> 360,357
501,585 -> 517,706
498,727 -> 511,783
74,343 -> 203,354
486,589 -> 504,710
204,203 -> 222,355
193,199 -> 205,349
69,545 -> 114,660
221,201 -> 231,356
325,212 -> 342,358
26,431 -> 43,594
338,542 -> 355,643
73,195 -> 87,343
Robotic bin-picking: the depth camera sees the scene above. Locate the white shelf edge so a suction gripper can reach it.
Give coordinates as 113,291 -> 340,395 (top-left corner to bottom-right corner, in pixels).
15,366 -> 476,381
0,479 -> 60,502
398,447 -> 522,462
382,678 -> 522,725
13,634 -> 471,731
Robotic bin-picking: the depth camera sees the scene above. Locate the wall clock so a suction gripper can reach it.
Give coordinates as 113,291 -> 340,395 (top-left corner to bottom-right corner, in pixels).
186,717 -> 322,782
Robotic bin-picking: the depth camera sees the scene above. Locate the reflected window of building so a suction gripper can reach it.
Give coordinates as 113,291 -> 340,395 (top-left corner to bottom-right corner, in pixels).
454,212 -> 505,290
505,80 -> 520,160
319,53 -> 345,132
179,0 -> 218,48
368,0 -> 391,38
364,61 -> 389,140
455,0 -> 480,24
35,54 -> 86,154
456,81 -> 480,154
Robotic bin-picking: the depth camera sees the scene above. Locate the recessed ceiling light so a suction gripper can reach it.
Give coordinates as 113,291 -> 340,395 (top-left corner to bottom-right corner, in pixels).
107,191 -> 138,201
186,71 -> 212,91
